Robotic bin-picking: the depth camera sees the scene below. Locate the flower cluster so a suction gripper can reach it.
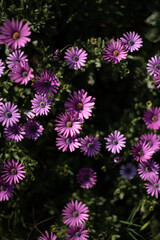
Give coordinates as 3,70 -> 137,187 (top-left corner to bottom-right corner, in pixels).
62,200 -> 89,239
0,159 -> 26,201
103,31 -> 143,64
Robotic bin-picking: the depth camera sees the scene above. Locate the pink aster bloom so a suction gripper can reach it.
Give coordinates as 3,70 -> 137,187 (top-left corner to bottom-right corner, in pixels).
103,38 -> 128,64
64,89 -> 95,120
147,56 -> 160,76
55,112 -> 82,138
142,107 -> 160,130
66,225 -> 89,240
31,94 -> 52,116
80,136 -> 101,157
0,178 -> 14,201
130,141 -> 153,162
1,159 -> 26,185
140,133 -> 160,153
138,160 -> 159,181
77,168 -> 97,189
37,230 -> 57,240
56,135 -> 81,152
62,200 -> 89,227
6,50 -> 28,70
32,69 -> 60,96
24,119 -> 44,140
0,59 -> 5,77
104,130 -> 126,154
145,175 -> 160,199
64,46 -> 88,70
120,31 -> 143,52
0,18 -> 31,50
4,123 -> 25,142
0,102 -> 21,127
10,61 -> 34,85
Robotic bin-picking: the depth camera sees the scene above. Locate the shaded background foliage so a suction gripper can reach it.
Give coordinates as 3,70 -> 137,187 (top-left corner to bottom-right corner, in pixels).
1,0 -> 160,239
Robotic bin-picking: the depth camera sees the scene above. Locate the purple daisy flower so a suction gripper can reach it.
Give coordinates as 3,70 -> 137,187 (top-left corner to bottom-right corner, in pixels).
0,178 -> 14,201
0,102 -> 21,127
140,133 -> 160,153
10,61 -> 34,85
138,160 -> 159,181
32,69 -> 60,97
146,56 -> 160,76
1,159 -> 26,185
24,119 -> 44,140
64,89 -> 95,120
56,135 -> 81,152
153,74 -> 160,88
62,200 -> 89,227
37,231 -> 57,240
55,112 -> 82,138
6,50 -> 28,70
64,46 -> 88,70
0,59 -> 5,77
80,136 -> 101,157
145,175 -> 160,199
31,94 -> 52,116
130,141 -> 153,162
120,31 -> 143,52
102,39 -> 128,64
120,163 -> 137,180
104,130 -> 126,154
77,168 -> 97,189
0,18 -> 31,50
66,226 -> 89,240
4,123 -> 25,142
142,107 -> 160,130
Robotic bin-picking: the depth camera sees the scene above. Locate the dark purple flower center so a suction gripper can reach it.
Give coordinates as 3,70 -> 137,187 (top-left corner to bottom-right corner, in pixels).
87,142 -> 93,148
75,232 -> 82,237
125,167 -> 131,174
128,40 -> 134,46
13,32 -> 20,40
30,126 -> 37,132
83,173 -> 90,181
154,183 -> 159,189
66,121 -> 73,127
138,150 -> 144,156
11,168 -> 17,175
43,80 -> 51,88
0,185 -> 6,191
155,64 -> 160,70
152,115 -> 158,122
15,58 -> 20,62
73,55 -> 79,62
76,102 -> 83,110
40,101 -> 46,108
22,71 -> 28,77
145,166 -> 152,172
66,138 -> 72,144
5,111 -> 12,118
12,128 -> 19,135
113,50 -> 119,56
72,210 -> 79,217
113,140 -> 118,145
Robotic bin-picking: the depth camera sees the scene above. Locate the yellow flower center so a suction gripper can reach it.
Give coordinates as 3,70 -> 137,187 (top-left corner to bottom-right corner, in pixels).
66,121 -> 72,127
145,166 -> 151,172
0,185 -> 6,191
152,115 -> 158,122
113,50 -> 119,56
76,102 -> 83,110
138,150 -> 144,156
13,32 -> 20,40
11,168 -> 17,175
